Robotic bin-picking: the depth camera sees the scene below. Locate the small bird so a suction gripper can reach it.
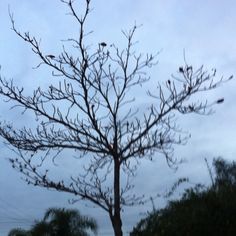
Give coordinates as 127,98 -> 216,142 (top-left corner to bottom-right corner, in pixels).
216,98 -> 224,104
179,67 -> 184,73
100,42 -> 107,47
188,105 -> 194,111
160,139 -> 163,146
49,85 -> 53,92
126,121 -> 129,131
46,54 -> 55,59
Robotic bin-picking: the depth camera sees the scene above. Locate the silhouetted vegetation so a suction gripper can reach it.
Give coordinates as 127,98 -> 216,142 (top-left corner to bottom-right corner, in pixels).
8,207 -> 97,236
0,0 -> 231,235
130,158 -> 236,236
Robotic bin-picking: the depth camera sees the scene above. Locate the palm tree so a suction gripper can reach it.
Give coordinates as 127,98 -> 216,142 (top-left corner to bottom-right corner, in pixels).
30,221 -> 52,236
43,208 -> 98,236
8,208 -> 98,236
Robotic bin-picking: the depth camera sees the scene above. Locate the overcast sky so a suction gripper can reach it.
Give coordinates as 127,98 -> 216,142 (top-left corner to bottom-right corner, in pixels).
0,0 -> 236,235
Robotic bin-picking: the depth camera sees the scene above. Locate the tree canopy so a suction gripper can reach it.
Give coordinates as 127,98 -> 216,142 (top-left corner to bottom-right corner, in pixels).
130,158 -> 236,236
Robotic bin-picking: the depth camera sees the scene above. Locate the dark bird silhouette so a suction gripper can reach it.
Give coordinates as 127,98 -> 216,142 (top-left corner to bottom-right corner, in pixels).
216,98 -> 224,104
126,121 -> 129,131
46,54 -> 55,59
188,105 -> 194,111
159,133 -> 164,146
160,138 -> 163,146
179,67 -> 184,73
100,42 -> 107,47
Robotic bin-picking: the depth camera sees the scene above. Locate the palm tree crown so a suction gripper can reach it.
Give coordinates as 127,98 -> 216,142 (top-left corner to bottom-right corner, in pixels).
8,207 -> 98,236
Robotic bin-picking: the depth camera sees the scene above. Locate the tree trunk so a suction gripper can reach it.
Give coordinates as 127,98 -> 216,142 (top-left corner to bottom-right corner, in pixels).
112,158 -> 123,236
112,218 -> 123,236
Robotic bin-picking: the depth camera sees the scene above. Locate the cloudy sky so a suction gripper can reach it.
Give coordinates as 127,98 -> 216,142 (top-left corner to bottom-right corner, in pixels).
0,0 -> 236,235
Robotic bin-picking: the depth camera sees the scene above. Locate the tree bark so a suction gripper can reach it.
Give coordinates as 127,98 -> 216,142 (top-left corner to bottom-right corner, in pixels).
112,157 -> 123,236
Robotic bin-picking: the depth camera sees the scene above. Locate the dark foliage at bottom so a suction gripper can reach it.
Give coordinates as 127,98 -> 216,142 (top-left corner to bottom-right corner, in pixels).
131,158 -> 236,236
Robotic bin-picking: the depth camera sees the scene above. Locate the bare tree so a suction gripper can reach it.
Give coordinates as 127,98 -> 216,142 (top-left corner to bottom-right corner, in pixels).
0,1 -> 232,235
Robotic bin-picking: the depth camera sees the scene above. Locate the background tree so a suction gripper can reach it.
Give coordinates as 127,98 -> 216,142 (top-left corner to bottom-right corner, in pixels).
130,158 -> 236,236
42,208 -> 98,236
8,207 -> 97,236
8,228 -> 31,236
29,221 -> 52,236
0,0 -> 232,235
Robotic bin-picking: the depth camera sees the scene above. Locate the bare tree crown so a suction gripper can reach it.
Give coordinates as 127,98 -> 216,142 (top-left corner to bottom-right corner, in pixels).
0,0 -> 232,235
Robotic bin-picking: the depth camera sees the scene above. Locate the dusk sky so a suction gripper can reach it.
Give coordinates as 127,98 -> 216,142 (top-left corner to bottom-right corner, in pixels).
0,1 -> 236,235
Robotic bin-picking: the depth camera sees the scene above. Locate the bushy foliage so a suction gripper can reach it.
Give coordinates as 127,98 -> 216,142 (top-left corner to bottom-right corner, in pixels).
131,158 -> 236,236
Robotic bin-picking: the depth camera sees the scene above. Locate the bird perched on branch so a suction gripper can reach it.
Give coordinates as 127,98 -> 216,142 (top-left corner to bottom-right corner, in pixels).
46,54 -> 55,59
100,42 -> 107,47
179,67 -> 184,73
